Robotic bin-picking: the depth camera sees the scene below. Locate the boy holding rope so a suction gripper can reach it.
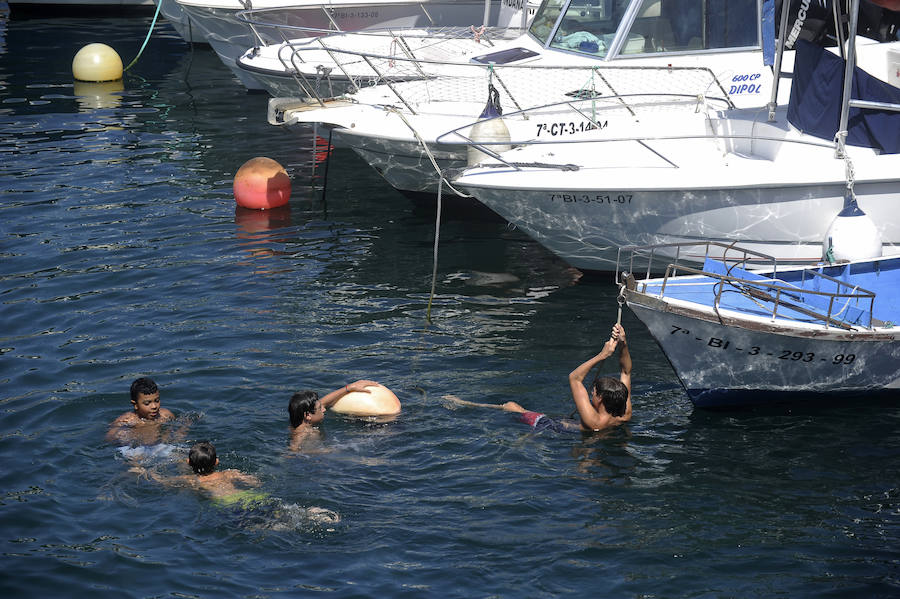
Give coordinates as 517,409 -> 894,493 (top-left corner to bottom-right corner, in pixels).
445,324 -> 632,433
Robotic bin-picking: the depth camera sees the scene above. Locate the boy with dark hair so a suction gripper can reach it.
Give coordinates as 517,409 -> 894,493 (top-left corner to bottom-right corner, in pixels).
130,441 -> 340,526
562,323 -> 631,431
132,440 -> 263,506
288,380 -> 378,451
444,324 -> 632,433
107,377 -> 176,444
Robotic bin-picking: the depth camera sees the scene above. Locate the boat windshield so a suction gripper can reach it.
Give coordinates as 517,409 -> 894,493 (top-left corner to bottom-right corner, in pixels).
530,0 -> 760,58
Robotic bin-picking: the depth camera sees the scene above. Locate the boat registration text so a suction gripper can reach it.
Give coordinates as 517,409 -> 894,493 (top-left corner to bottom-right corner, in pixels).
549,193 -> 632,204
671,326 -> 858,365
536,120 -> 606,137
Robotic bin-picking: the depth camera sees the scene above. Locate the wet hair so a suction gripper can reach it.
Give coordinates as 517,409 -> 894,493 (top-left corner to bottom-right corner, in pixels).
593,376 -> 628,417
188,441 -> 217,475
130,377 -> 158,403
288,391 -> 319,428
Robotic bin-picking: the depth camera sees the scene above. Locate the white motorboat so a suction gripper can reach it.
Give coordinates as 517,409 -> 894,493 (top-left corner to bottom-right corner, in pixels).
447,1 -> 900,270
176,0 -> 518,91
265,0 -> 894,200
236,0 -> 536,97
616,241 -> 900,408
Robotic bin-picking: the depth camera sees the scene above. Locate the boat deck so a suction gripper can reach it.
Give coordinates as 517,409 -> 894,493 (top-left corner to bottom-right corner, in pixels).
634,256 -> 900,330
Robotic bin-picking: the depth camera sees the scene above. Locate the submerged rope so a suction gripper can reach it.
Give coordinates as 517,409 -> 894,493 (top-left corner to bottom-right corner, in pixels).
425,177 -> 444,323
124,0 -> 164,72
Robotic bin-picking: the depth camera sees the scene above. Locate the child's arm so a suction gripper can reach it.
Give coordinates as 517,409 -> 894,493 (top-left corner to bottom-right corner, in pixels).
129,464 -> 188,488
106,413 -> 136,443
320,379 -> 380,408
615,325 -> 633,421
569,336 -> 618,430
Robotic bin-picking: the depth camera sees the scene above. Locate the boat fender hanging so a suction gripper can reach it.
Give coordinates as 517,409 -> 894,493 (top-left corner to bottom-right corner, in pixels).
468,83 -> 512,166
822,194 -> 882,263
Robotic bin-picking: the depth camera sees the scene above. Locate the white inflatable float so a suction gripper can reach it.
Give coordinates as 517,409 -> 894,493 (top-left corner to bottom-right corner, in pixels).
330,383 -> 401,417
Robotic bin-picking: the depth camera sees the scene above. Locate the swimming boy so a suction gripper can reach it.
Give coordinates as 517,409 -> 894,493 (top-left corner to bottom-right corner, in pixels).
130,441 -> 340,527
131,440 -> 262,504
288,379 -> 379,451
107,377 -> 176,444
445,324 -> 632,433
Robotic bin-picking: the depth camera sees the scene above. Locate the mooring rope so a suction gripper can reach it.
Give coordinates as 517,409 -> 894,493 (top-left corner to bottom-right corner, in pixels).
426,176 -> 444,323
124,0 -> 164,72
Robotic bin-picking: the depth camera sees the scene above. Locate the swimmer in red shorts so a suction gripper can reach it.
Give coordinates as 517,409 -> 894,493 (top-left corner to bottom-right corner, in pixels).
445,324 -> 632,433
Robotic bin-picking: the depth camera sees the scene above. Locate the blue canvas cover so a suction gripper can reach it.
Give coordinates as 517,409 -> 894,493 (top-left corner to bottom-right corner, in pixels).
786,39 -> 900,153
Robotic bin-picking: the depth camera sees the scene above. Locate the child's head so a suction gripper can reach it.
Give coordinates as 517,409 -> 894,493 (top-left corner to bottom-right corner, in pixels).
188,441 -> 218,475
289,391 -> 324,428
592,376 -> 628,417
130,377 -> 161,419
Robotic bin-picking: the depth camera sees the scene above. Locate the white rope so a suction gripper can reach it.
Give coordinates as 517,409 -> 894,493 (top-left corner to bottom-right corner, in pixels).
389,107 -> 473,198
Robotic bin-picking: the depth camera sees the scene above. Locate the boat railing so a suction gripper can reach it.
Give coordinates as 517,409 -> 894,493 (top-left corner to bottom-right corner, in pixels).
435,97 -> 839,165
269,35 -> 735,115
235,5 -> 530,58
235,8 -> 346,48
617,241 -> 779,283
617,242 -> 879,330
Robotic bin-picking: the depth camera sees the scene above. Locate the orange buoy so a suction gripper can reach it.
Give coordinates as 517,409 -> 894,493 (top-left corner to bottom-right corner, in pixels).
330,384 -> 401,417
233,157 -> 291,210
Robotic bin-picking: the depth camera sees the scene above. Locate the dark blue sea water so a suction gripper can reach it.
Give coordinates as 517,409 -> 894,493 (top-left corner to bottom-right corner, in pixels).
2,10 -> 899,598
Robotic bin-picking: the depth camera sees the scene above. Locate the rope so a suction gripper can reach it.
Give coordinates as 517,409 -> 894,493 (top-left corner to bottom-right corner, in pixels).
389,107 -> 473,198
426,177 -> 444,323
615,284 -> 625,327
389,37 -> 399,68
124,0 -> 163,72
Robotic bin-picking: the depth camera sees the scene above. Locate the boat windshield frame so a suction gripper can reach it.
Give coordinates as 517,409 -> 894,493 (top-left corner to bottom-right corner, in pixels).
527,0 -> 763,61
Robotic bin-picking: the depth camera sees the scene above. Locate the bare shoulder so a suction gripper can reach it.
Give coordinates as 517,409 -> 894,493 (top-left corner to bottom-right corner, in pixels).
159,408 -> 176,421
111,411 -> 139,426
223,469 -> 260,486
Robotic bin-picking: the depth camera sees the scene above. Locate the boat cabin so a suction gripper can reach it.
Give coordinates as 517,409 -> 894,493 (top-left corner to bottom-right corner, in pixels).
527,0 -> 762,60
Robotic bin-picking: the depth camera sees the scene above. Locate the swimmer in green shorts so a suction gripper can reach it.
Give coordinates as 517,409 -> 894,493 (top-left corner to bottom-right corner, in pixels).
130,441 -> 262,502
130,441 -> 339,528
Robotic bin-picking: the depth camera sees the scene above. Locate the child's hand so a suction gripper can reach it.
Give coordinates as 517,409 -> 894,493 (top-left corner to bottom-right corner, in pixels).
612,324 -> 626,343
602,336 -> 618,355
347,380 -> 379,393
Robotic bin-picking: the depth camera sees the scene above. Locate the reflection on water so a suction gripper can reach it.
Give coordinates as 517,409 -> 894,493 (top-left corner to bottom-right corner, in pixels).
73,79 -> 124,111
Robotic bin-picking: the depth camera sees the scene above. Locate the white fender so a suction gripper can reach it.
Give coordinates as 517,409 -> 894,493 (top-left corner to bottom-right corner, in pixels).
467,117 -> 511,166
823,198 -> 883,262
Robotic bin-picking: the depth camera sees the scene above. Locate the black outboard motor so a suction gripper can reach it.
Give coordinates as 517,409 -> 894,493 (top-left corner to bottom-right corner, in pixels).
776,0 -> 900,48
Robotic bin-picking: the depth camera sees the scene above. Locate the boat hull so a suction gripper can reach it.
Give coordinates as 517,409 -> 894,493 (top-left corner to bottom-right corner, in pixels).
627,297 -> 900,408
460,172 -> 900,271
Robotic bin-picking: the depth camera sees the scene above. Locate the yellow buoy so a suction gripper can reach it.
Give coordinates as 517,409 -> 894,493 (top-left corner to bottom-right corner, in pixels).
72,43 -> 123,82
